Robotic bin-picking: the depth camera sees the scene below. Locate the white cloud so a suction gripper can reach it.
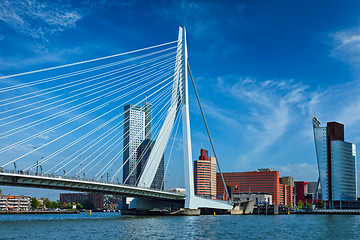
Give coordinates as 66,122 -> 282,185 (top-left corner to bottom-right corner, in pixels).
198,73 -> 360,180
307,80 -> 360,123
277,163 -> 318,182
330,27 -> 360,66
0,44 -> 93,70
216,76 -> 313,153
0,0 -> 82,41
201,101 -> 243,131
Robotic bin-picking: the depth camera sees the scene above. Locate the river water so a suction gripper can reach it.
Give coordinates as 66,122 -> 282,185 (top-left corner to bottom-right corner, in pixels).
0,212 -> 359,239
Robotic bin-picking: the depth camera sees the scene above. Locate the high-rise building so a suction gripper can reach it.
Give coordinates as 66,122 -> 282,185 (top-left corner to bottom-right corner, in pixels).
122,102 -> 164,208
123,104 -> 145,186
209,156 -> 217,198
143,102 -> 152,140
137,139 -> 164,190
312,117 -> 357,209
194,149 -> 217,198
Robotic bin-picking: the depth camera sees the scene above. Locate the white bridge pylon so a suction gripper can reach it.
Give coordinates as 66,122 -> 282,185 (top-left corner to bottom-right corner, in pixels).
137,27 -> 232,210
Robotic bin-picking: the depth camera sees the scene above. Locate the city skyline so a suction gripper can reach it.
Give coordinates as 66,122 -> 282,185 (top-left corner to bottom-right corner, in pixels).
1,1 -> 360,199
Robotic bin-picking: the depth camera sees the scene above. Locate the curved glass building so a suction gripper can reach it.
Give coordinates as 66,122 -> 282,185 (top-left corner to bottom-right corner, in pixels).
312,117 -> 357,209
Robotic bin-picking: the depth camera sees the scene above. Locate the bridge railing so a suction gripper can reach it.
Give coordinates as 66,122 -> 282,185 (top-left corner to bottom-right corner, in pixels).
0,168 -> 184,195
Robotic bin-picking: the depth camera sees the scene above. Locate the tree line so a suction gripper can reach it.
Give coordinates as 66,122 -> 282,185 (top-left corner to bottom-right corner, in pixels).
30,197 -> 95,210
296,200 -> 324,210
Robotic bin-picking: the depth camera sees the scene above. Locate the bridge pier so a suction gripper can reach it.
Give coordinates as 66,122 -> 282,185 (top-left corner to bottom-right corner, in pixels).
128,198 -> 184,210
123,196 -> 233,216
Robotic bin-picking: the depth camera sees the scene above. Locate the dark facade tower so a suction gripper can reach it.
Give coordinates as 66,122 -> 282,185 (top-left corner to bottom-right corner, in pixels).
326,122 -> 344,204
143,102 -> 152,140
137,139 -> 164,190
123,104 -> 131,185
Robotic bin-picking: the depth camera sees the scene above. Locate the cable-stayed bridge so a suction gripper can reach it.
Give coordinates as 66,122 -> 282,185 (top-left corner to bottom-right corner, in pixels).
0,27 -> 232,214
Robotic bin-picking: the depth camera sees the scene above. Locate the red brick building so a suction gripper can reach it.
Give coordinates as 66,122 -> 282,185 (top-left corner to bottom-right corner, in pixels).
60,192 -> 104,209
279,184 -> 294,206
194,149 -> 216,198
295,181 -> 322,205
216,170 -> 294,206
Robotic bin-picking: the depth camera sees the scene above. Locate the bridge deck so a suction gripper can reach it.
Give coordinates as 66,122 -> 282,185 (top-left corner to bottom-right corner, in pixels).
0,171 -> 185,201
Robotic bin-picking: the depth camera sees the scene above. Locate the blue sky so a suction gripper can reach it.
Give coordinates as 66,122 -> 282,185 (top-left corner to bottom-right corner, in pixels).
1,0 -> 360,199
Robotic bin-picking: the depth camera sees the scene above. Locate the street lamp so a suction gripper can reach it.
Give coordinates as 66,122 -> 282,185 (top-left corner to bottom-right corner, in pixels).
78,163 -> 82,178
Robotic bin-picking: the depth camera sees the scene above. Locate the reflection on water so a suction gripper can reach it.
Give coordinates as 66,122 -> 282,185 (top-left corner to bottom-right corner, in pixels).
0,212 -> 359,239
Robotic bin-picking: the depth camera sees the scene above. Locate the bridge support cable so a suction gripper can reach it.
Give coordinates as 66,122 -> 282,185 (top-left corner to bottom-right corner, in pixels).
0,53 -> 176,123
88,60 -> 182,182
28,76 -> 174,174
90,80 -> 176,181
112,103 -> 171,183
89,78 -> 174,178
2,67 -> 172,145
1,73 -> 174,170
159,110 -> 181,189
44,116 -> 126,175
0,57 -> 176,130
187,62 -> 231,202
120,60 -> 184,185
0,59 -> 175,138
62,85 -> 174,177
70,85 -> 174,180
0,40 -> 178,81
131,90 -> 183,187
0,47 -> 176,106
122,85 -> 183,185
0,68 -> 174,159
136,30 -> 185,190
0,62 -> 174,149
106,85 -> 180,183
80,86 -> 174,179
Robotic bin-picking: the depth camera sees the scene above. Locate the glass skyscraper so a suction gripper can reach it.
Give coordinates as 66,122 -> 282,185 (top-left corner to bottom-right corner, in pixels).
312,117 -> 357,209
122,103 -> 164,208
137,139 -> 164,190
123,104 -> 145,186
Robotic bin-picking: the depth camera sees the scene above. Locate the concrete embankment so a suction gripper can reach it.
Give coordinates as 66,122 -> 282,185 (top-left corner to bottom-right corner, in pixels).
0,210 -> 80,214
292,210 -> 360,215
